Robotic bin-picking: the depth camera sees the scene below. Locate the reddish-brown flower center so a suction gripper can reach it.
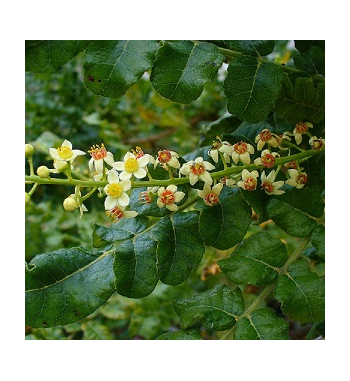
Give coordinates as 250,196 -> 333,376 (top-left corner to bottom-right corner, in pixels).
160,190 -> 175,205
262,181 -> 274,193
260,129 -> 272,141
244,177 -> 257,191
157,150 -> 172,163
297,174 -> 308,185
89,144 -> 107,160
285,161 -> 297,169
139,191 -> 153,204
261,154 -> 275,168
132,146 -> 145,159
106,206 -> 124,222
204,192 -> 219,206
234,142 -> 248,154
295,122 -> 308,134
191,163 -> 206,175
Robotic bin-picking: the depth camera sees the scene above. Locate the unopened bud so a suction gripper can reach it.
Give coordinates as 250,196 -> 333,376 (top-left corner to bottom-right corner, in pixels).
25,144 -> 35,158
63,196 -> 78,212
25,192 -> 31,205
37,166 -> 51,178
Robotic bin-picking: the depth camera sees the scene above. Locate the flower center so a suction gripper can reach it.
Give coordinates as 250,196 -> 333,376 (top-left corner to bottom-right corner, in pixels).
160,190 -> 176,205
191,163 -> 206,175
107,183 -> 124,198
57,146 -> 73,160
132,146 -> 145,159
204,192 -> 219,206
124,157 -> 139,173
234,142 -> 247,154
297,174 -> 308,185
295,122 -> 308,134
106,206 -> 124,222
260,129 -> 272,141
261,154 -> 275,168
262,181 -> 274,193
244,177 -> 257,191
158,150 -> 172,163
89,144 -> 107,160
311,138 -> 324,151
286,161 -> 297,169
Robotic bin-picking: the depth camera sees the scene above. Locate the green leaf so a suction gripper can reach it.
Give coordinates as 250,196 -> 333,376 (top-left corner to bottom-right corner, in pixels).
218,232 -> 288,286
311,225 -> 325,260
173,285 -> 245,331
25,248 -> 115,328
273,261 -> 325,323
223,40 -> 275,56
292,46 -> 325,76
274,74 -> 325,124
265,188 -> 324,237
92,216 -> 149,248
198,187 -> 251,250
233,307 -> 290,340
224,56 -> 283,123
81,321 -> 114,340
25,40 -> 88,73
155,211 -> 205,285
150,41 -> 225,104
83,40 -> 159,98
239,188 -> 269,223
156,328 -> 203,340
113,211 -> 204,298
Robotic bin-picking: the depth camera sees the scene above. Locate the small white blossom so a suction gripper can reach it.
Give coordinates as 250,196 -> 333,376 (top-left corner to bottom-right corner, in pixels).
208,139 -> 232,163
104,170 -> 131,210
180,157 -> 215,185
49,139 -> 85,164
88,143 -> 115,173
260,170 -> 285,195
237,169 -> 259,191
255,129 -> 279,151
113,151 -> 149,180
156,185 -> 185,211
293,122 -> 313,145
154,149 -> 180,169
232,142 -> 255,165
285,169 -> 308,189
106,205 -> 138,222
197,183 -> 223,206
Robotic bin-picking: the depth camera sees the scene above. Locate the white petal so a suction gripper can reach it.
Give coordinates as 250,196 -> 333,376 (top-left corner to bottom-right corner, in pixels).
273,181 -> 284,189
203,161 -> 215,171
240,152 -> 251,165
269,137 -> 279,147
189,172 -> 198,185
295,133 -> 302,145
272,189 -> 285,195
88,158 -> 94,172
180,164 -> 191,175
157,187 -> 165,196
49,148 -> 60,160
72,149 -> 86,156
118,193 -> 130,207
121,180 -> 131,191
166,203 -> 178,212
251,170 -> 259,179
105,196 -> 117,210
212,183 -> 223,195
167,184 -> 178,193
195,157 -> 204,163
247,144 -> 255,154
95,159 -> 104,174
232,152 -> 239,164
113,161 -> 125,171
168,157 -> 180,168
199,171 -> 213,185
137,155 -> 149,168
62,140 -> 72,149
123,210 -> 138,218
257,140 -> 265,151
260,171 -> 267,182
119,171 -> 132,181
209,150 -> 219,163
104,152 -> 115,166
133,168 -> 147,179
124,152 -> 134,161
241,169 -> 250,180
157,198 -> 164,208
174,192 -> 185,203
108,170 -> 120,183
266,170 -> 276,183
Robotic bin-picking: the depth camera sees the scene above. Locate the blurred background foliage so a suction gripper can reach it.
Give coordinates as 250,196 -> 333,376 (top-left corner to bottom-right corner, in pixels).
25,41 -> 324,339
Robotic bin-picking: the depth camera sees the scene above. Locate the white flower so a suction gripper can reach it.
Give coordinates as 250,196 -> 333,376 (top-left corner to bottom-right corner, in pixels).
49,139 -> 85,164
132,146 -> 155,165
88,143 -> 115,173
309,136 -> 325,151
254,149 -> 280,168
293,122 -> 313,145
104,170 -> 131,210
255,129 -> 279,151
232,142 -> 255,165
113,151 -> 149,180
237,169 -> 259,191
198,183 -> 223,206
285,169 -> 308,189
156,185 -> 185,211
260,170 -> 285,195
106,205 -> 138,222
154,149 -> 180,169
179,157 -> 215,185
208,139 -> 232,163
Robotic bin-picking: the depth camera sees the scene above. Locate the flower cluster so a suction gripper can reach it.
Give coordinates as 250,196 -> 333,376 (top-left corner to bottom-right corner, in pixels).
25,120 -> 324,222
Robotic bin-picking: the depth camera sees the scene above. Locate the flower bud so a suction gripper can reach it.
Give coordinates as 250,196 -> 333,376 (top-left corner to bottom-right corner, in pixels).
37,165 -> 51,178
25,192 -> 31,205
63,196 -> 78,212
25,144 -> 35,158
